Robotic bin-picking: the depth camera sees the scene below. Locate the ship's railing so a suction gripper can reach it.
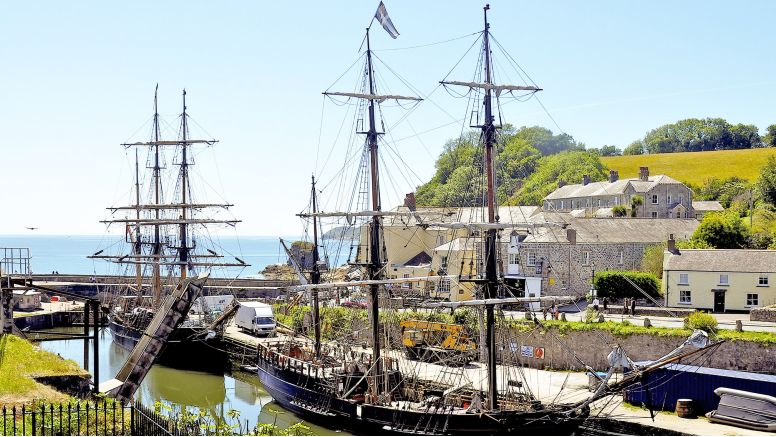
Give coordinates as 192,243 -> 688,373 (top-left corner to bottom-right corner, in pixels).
1,247 -> 32,279
256,340 -> 400,378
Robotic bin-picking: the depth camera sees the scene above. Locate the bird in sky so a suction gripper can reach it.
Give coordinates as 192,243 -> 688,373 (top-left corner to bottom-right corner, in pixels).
25,227 -> 39,231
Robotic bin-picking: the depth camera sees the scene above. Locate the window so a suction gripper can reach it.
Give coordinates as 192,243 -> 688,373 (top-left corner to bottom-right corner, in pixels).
508,253 -> 519,265
560,200 -> 565,210
679,195 -> 684,204
679,290 -> 691,304
679,273 -> 689,285
439,278 -> 451,294
527,252 -> 537,266
618,251 -> 624,265
613,196 -> 619,205
667,195 -> 672,204
436,234 -> 446,247
651,194 -> 659,204
651,211 -> 658,218
402,273 -> 410,289
440,256 -> 448,269
759,275 -> 769,286
719,274 -> 729,285
747,293 -> 759,307
581,251 -> 590,266
598,199 -> 602,207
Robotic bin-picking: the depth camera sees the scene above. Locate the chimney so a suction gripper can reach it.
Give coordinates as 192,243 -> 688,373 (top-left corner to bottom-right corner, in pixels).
403,192 -> 417,211
566,228 -> 577,245
582,174 -> 590,186
609,169 -> 619,183
639,166 -> 649,182
558,180 -> 567,189
667,234 -> 679,254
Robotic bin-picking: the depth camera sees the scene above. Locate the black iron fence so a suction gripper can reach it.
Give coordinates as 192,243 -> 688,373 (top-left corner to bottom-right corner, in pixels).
0,400 -> 176,436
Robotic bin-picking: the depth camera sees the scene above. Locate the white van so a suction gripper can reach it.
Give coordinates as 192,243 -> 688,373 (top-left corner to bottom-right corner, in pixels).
235,302 -> 276,336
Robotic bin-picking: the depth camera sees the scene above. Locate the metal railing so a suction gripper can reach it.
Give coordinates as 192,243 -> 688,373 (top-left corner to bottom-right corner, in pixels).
0,400 -> 176,436
1,248 -> 31,279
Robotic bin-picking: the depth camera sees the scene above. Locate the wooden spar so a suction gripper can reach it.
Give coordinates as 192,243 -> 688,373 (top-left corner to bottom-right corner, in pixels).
108,203 -> 234,211
365,26 -> 383,398
101,219 -> 240,225
310,175 -> 322,360
179,89 -> 190,282
323,91 -> 422,102
121,139 -> 217,146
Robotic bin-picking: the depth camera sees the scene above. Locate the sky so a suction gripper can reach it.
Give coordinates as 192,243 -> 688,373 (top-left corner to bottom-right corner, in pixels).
3,1 -> 776,237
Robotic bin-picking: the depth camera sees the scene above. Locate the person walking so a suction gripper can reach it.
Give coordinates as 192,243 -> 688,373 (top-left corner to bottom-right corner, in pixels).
631,298 -> 637,316
592,297 -> 600,312
623,298 -> 629,316
602,297 -> 608,312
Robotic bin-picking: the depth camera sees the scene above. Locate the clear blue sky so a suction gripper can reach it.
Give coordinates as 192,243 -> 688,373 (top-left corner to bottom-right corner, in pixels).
3,1 -> 776,236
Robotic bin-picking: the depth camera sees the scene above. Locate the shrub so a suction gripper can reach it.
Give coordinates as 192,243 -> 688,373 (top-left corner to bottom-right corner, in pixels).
593,270 -> 661,299
684,311 -> 718,334
612,205 -> 627,217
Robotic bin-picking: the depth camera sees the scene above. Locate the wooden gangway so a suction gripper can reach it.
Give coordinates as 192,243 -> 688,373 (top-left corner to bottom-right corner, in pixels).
100,274 -> 208,402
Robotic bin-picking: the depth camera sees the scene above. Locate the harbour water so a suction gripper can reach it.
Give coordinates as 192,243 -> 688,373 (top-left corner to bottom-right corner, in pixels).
37,327 -> 346,435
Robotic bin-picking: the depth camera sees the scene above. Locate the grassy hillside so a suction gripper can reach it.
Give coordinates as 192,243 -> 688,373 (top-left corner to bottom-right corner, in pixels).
601,148 -> 776,185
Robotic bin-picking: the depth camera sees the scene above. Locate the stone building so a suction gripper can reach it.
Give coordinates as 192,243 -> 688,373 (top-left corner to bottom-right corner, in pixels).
691,201 -> 724,220
543,167 -> 695,219
505,218 -> 700,296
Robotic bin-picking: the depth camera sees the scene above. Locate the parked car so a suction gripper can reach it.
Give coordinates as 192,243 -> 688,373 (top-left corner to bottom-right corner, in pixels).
342,299 -> 368,309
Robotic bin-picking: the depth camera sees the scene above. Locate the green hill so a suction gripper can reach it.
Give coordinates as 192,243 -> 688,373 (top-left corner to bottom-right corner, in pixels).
602,148 -> 776,185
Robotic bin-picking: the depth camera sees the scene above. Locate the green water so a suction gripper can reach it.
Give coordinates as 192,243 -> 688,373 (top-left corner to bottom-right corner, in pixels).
35,327 -> 346,435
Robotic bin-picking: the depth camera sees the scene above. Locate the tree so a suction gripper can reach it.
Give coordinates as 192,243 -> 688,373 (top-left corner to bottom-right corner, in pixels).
636,118 -> 761,154
759,155 -> 776,205
630,195 -> 643,218
763,124 -> 776,148
694,176 -> 751,208
623,140 -> 645,155
612,205 -> 627,217
691,211 -> 750,249
640,243 -> 666,278
599,145 -> 621,156
508,150 -> 608,205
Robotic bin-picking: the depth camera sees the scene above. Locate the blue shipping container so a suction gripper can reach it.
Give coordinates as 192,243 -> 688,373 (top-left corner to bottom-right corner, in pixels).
625,363 -> 776,414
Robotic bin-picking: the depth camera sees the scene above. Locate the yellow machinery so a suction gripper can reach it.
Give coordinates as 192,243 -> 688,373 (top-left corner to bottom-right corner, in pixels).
400,319 -> 477,366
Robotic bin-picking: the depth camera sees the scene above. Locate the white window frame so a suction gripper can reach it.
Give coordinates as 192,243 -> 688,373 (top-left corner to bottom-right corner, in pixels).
613,196 -> 619,205
759,275 -> 769,286
436,234 -> 446,247
719,274 -> 729,285
651,194 -> 659,204
618,251 -> 624,265
440,255 -> 448,269
508,253 -> 519,265
678,273 -> 689,285
667,195 -> 672,204
527,252 -> 537,266
679,195 -> 684,204
581,251 -> 590,266
560,200 -> 565,210
439,278 -> 451,294
679,290 -> 691,304
651,211 -> 658,218
402,273 -> 410,289
746,293 -> 759,307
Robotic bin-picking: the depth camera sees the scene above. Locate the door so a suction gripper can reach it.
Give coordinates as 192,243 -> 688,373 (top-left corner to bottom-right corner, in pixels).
713,291 -> 726,312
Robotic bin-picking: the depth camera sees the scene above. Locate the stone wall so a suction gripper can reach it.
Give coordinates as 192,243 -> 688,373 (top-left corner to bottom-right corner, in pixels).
498,327 -> 775,372
750,306 -> 776,322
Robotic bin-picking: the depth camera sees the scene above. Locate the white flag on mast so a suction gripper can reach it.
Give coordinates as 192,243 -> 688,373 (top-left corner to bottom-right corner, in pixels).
374,2 -> 399,39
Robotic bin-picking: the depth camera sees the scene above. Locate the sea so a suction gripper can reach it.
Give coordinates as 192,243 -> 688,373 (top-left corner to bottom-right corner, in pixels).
0,234 -> 354,278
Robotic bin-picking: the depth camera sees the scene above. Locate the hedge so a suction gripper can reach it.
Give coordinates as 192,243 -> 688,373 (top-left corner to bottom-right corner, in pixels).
593,270 -> 661,299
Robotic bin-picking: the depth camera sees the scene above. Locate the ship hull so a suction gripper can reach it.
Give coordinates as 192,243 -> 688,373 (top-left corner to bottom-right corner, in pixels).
108,318 -> 227,373
256,358 -> 584,435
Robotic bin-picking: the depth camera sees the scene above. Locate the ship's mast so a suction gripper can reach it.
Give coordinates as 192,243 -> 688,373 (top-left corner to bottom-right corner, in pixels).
364,27 -> 385,398
481,4 -> 499,411
179,90 -> 190,281
152,85 -> 163,306
310,175 -> 322,360
133,149 -> 143,298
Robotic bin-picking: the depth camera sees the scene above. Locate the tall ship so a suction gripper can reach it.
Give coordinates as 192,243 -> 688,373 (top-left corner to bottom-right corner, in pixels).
254,4 -> 722,435
91,87 -> 248,371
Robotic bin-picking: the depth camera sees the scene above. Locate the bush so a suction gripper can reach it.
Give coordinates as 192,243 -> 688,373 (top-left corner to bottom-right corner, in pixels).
612,205 -> 627,217
684,311 -> 718,334
593,270 -> 661,299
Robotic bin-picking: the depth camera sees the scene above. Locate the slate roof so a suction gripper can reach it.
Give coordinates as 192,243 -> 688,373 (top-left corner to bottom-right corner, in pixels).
691,201 -> 724,212
544,175 -> 685,200
434,238 -> 477,252
664,249 -> 776,273
384,205 -> 543,226
403,251 -> 432,266
521,218 -> 699,244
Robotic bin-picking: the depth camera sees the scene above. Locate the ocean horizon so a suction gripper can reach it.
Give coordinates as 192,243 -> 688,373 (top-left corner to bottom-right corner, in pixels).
0,234 -> 354,278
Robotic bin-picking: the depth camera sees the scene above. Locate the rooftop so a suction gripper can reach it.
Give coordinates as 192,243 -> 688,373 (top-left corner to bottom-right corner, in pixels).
521,218 -> 699,244
544,174 -> 685,200
691,200 -> 724,212
664,249 -> 776,273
